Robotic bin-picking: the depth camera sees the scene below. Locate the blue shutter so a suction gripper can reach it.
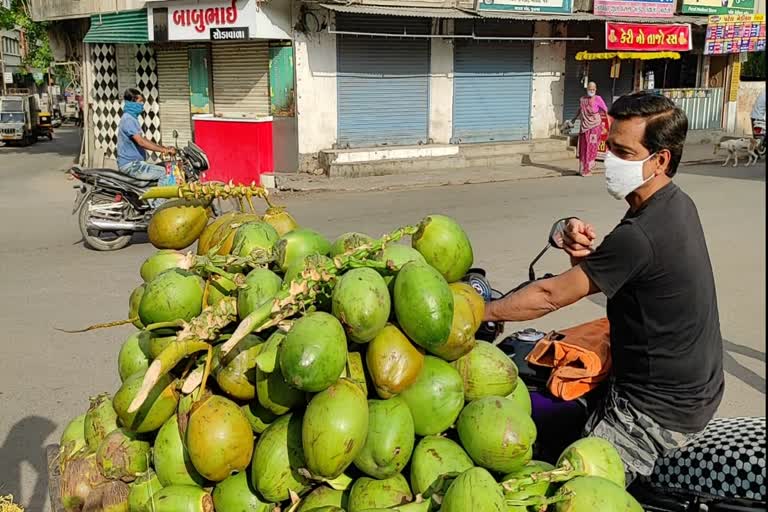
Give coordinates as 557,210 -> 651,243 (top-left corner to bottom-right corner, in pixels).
452,40 -> 533,143
336,16 -> 430,148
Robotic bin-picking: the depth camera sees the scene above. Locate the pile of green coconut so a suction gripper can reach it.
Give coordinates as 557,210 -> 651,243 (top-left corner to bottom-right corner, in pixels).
56,197 -> 643,512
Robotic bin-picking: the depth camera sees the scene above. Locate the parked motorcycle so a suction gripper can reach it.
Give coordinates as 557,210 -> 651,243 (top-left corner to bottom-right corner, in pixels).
752,119 -> 766,159
69,133 -> 210,251
464,219 -> 767,512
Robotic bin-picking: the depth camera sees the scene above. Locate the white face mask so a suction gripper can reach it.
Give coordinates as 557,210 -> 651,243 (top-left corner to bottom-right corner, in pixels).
587,91 -> 596,97
604,151 -> 656,200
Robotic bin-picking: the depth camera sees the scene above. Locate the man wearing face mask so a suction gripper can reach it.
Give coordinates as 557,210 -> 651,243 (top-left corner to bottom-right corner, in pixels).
117,88 -> 176,182
484,91 -> 724,484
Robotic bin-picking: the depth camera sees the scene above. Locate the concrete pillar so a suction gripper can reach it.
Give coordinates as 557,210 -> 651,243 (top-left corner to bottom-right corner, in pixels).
429,23 -> 454,145
293,5 -> 337,173
530,21 -> 566,139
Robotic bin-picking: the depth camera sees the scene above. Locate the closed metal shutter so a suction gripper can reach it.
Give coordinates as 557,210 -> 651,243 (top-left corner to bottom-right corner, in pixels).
452,41 -> 533,143
156,46 -> 193,147
212,42 -> 270,118
336,15 -> 430,148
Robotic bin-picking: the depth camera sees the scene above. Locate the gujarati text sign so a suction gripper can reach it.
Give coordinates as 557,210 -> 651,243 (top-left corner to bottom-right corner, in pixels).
606,22 -> 693,52
705,14 -> 766,54
594,0 -> 674,18
682,0 -> 754,15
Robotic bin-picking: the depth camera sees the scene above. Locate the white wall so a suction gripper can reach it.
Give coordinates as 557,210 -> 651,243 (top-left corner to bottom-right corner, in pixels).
530,22 -> 566,139
293,5 -> 337,171
429,34 -> 454,145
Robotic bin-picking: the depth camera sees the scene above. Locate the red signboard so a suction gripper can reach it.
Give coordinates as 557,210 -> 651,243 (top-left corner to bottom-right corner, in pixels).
596,112 -> 611,161
606,22 -> 693,51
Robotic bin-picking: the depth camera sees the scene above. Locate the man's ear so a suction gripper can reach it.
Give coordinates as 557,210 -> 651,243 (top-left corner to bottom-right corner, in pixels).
655,149 -> 671,176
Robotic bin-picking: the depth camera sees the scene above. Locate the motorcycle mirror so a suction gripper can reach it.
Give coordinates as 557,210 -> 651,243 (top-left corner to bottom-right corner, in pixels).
548,218 -> 569,249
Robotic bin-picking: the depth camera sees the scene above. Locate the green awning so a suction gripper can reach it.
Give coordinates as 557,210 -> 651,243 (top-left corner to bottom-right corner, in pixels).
84,10 -> 149,44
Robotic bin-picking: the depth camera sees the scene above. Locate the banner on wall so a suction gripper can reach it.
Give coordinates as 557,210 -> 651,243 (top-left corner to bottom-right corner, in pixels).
606,23 -> 693,52
704,14 -> 766,54
682,0 -> 754,15
594,0 -> 674,18
478,0 -> 573,14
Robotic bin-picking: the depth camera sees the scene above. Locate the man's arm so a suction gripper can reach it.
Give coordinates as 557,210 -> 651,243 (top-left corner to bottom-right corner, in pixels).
131,134 -> 173,155
484,263 -> 600,323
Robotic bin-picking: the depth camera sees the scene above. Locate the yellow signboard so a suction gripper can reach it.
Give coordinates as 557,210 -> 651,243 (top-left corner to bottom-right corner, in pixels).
729,61 -> 741,102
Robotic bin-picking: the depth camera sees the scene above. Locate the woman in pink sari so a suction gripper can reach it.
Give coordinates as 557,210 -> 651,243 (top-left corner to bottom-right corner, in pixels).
574,82 -> 608,176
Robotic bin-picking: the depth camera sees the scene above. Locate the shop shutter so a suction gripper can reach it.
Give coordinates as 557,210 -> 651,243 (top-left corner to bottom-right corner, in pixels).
156,46 -> 193,147
452,40 -> 533,143
211,42 -> 270,118
336,15 -> 430,148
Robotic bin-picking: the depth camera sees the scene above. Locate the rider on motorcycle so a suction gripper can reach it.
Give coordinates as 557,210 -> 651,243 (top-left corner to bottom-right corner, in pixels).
117,88 -> 176,183
484,91 -> 724,486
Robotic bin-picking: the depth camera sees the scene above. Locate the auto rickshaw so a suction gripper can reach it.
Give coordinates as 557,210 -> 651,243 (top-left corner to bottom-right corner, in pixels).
34,110 -> 54,140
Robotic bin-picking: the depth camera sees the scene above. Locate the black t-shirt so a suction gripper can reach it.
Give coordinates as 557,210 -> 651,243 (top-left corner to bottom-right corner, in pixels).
583,182 -> 724,433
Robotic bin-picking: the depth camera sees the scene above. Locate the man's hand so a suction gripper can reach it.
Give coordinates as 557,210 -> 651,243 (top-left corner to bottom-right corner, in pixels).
563,218 -> 597,259
164,146 -> 177,156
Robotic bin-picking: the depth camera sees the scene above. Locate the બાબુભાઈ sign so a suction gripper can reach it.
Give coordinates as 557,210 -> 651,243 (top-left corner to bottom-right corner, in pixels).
594,0 -> 674,18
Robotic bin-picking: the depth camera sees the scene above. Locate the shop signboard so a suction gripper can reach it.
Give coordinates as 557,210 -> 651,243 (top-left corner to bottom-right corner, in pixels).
682,0 -> 754,15
594,0 -> 674,18
704,14 -> 766,54
605,22 -> 693,52
596,112 -> 611,160
150,0 -> 291,41
478,0 -> 572,15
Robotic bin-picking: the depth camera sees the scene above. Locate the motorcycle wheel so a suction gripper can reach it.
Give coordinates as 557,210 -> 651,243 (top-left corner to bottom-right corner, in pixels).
78,192 -> 133,251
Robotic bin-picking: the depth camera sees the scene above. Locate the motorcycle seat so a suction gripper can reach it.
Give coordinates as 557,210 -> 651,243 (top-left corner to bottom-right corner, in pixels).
77,168 -> 157,188
642,416 -> 766,505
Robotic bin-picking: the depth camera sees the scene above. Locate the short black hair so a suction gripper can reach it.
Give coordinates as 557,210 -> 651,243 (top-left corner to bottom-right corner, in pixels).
609,91 -> 688,177
123,88 -> 143,102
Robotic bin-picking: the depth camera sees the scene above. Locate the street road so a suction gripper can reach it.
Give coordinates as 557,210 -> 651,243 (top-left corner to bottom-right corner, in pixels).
0,128 -> 764,510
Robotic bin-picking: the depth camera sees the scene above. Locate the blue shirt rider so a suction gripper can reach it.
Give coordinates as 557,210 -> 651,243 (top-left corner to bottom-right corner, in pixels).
117,88 -> 176,182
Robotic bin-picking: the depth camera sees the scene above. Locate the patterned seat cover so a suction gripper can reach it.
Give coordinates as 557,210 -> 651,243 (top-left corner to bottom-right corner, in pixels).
647,417 -> 766,503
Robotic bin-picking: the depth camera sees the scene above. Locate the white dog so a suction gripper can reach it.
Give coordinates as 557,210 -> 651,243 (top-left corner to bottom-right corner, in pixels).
714,138 -> 760,167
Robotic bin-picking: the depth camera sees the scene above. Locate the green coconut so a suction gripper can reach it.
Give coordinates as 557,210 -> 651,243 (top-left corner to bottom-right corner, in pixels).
237,268 -> 282,319
113,370 -> 178,434
140,250 -> 187,282
213,471 -> 274,512
412,214 -> 474,283
206,274 -> 239,306
186,395 -> 254,482
84,393 -> 119,452
251,413 -> 311,502
553,476 -> 643,512
457,396 -> 536,474
507,378 -> 532,416
398,356 -> 464,436
117,331 -> 152,382
502,460 -> 556,511
366,324 -> 424,399
129,284 -> 145,329
353,396 -> 415,479
241,400 -> 279,434
95,428 -> 151,482
557,437 -> 626,488
297,486 -> 349,512
409,436 -> 474,496
331,267 -> 391,343
274,227 -> 331,272
256,366 -> 305,416
262,206 -> 299,236
279,311 -> 348,392
347,474 -> 413,512
154,414 -> 206,487
330,232 -> 374,257
127,470 -> 163,512
149,485 -> 214,512
427,285 -> 478,361
441,467 -> 505,512
60,413 -> 87,460
147,334 -> 176,359
393,262 -> 454,352
138,268 -> 205,325
303,379 -> 369,479
231,221 -> 280,257
213,335 -> 264,401
452,341 -> 519,401
147,198 -> 209,250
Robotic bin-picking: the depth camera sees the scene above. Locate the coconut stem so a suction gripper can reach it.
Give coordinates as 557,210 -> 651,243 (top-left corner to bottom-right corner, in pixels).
195,345 -> 214,402
144,320 -> 186,332
500,462 -> 584,494
127,338 -> 210,414
55,317 -> 138,333
506,491 -> 572,509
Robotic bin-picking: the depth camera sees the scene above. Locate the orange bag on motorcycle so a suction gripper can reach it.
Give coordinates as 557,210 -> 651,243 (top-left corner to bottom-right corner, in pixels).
525,318 -> 611,401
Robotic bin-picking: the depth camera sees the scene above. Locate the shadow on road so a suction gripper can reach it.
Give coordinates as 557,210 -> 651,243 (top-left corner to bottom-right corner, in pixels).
723,339 -> 766,395
0,416 -> 56,510
679,162 -> 766,182
0,127 -> 81,159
